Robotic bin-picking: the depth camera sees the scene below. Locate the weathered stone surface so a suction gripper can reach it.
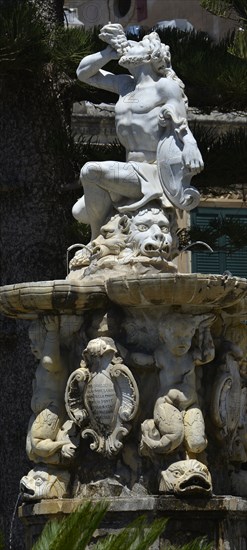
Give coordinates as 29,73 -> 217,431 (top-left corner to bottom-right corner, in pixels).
19,496 -> 247,549
0,280 -> 108,318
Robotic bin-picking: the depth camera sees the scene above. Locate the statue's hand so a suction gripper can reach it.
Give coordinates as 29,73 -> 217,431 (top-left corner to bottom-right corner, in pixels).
99,23 -> 128,56
182,143 -> 204,174
44,315 -> 59,332
61,442 -> 77,459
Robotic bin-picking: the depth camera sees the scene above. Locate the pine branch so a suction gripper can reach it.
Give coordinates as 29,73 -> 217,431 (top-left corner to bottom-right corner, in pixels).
200,0 -> 233,19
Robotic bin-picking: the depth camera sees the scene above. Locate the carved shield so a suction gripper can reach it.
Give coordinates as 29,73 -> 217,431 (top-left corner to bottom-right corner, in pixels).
157,130 -> 200,211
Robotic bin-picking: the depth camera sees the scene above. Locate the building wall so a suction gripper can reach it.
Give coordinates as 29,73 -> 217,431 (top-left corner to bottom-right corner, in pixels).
65,0 -> 236,40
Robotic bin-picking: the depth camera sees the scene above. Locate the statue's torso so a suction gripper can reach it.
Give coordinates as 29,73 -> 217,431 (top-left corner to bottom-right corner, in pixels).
115,82 -> 166,159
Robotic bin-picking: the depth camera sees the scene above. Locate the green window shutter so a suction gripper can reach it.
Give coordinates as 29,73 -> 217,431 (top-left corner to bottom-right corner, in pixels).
191,207 -> 247,277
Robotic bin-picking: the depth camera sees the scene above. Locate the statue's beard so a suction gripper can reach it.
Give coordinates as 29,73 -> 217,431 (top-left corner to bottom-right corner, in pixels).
119,53 -> 150,68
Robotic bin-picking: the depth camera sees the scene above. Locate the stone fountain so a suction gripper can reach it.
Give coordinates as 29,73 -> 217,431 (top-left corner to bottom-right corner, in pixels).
1,24 -> 247,549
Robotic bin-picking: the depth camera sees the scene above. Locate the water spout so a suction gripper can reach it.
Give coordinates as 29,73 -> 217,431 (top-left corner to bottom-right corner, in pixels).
66,243 -> 92,275
181,241 -> 214,253
9,492 -> 22,550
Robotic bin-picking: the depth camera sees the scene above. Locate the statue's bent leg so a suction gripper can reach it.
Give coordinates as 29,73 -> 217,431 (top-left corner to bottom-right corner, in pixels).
74,161 -> 141,239
183,406 -> 207,454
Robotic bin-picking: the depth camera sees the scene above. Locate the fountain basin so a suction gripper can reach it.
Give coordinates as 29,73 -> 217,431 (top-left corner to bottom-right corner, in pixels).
106,273 -> 247,309
0,274 -> 246,318
0,279 -> 108,319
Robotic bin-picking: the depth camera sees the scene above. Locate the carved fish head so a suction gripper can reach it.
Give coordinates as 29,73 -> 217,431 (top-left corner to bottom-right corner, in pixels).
160,459 -> 212,496
20,466 -> 70,500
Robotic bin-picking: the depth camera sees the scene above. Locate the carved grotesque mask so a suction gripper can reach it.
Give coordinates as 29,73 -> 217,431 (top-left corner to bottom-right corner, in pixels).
126,208 -> 173,259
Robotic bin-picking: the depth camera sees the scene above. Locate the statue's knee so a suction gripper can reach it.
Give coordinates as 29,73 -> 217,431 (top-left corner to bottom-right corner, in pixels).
72,197 -> 89,224
80,162 -> 102,184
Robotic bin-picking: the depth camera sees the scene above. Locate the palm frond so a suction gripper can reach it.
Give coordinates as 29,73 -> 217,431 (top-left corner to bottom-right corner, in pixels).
228,27 -> 247,58
51,27 -> 93,77
0,0 -> 50,81
200,0 -> 234,17
233,0 -> 247,19
54,501 -> 108,550
173,537 -> 213,550
94,515 -> 168,550
200,0 -> 247,59
32,518 -> 62,550
32,501 -> 109,550
154,27 -> 247,110
201,0 -> 247,19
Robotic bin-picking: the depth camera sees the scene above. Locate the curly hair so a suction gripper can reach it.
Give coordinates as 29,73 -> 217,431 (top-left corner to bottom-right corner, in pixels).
139,32 -> 188,108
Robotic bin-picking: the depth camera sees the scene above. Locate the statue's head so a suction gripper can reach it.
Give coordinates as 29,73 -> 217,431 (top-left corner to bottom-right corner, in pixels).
119,32 -> 171,75
83,337 -> 116,364
159,314 -> 196,355
159,313 -> 214,356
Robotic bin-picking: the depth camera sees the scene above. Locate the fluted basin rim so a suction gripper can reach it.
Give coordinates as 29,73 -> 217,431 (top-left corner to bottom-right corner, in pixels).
0,273 -> 246,318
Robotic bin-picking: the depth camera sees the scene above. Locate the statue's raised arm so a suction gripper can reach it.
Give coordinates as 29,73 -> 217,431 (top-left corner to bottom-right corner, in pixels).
76,23 -> 132,95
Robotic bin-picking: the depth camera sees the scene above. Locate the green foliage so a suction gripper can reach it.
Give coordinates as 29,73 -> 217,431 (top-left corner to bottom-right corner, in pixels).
95,515 -> 168,550
200,0 -> 247,20
1,1 -> 246,109
228,27 -> 247,57
0,1 -> 100,94
169,538 -> 213,550
193,126 -> 247,191
32,501 -> 168,550
155,28 -> 247,110
0,0 -> 50,84
51,27 -> 95,78
180,216 -> 247,252
73,139 -> 125,170
200,0 -> 247,59
32,501 -> 109,550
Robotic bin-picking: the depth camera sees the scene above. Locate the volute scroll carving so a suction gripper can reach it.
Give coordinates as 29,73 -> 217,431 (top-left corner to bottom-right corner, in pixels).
65,337 -> 139,458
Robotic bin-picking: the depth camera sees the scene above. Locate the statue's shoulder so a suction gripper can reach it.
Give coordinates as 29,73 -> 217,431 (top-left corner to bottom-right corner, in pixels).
156,76 -> 182,101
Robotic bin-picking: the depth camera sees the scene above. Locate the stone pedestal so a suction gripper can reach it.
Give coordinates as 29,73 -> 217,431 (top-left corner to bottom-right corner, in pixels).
19,496 -> 247,549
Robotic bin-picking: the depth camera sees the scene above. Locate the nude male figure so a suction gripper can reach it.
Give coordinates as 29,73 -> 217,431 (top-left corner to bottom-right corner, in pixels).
73,24 -> 203,239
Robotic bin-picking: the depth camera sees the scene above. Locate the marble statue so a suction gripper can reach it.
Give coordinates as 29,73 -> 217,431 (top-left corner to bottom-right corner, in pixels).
140,313 -> 215,459
72,23 -> 203,240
